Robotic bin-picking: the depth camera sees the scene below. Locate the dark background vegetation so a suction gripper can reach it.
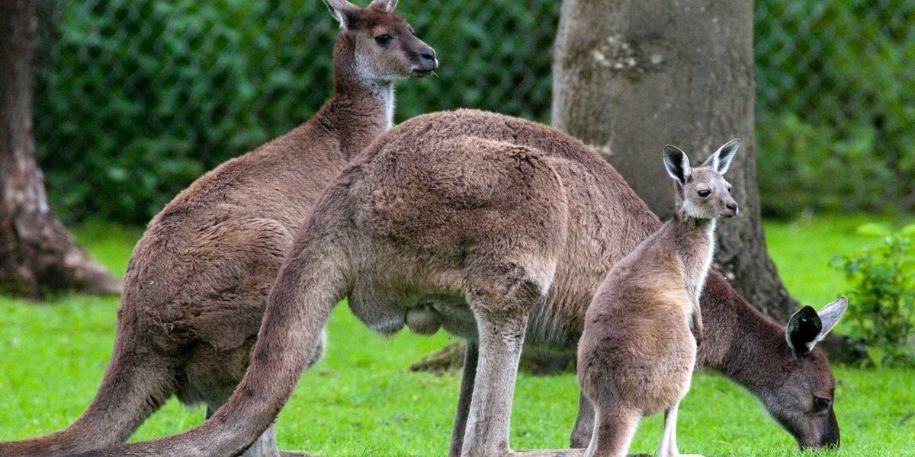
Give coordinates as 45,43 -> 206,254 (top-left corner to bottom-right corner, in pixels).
29,0 -> 914,225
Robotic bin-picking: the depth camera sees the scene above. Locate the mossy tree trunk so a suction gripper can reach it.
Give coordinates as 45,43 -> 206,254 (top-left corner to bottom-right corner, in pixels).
551,0 -> 799,320
0,0 -> 121,298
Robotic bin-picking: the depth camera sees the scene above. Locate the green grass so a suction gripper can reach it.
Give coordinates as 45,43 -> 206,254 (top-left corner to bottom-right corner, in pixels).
1,215 -> 913,456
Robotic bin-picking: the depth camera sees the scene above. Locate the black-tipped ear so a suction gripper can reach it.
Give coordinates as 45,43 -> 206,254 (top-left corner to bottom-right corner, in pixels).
703,139 -> 740,174
785,296 -> 848,358
323,0 -> 359,28
663,145 -> 691,186
786,306 -> 822,358
368,0 -> 398,12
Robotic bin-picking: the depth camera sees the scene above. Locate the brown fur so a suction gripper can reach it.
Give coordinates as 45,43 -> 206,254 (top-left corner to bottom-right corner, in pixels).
73,110 -> 843,457
0,2 -> 435,456
576,144 -> 738,457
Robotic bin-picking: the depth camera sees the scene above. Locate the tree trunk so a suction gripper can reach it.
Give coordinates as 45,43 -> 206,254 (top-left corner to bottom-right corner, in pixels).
551,0 -> 798,320
0,0 -> 121,298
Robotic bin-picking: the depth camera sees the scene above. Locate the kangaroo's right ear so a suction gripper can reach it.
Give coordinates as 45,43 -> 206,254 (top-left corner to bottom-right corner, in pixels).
663,145 -> 691,186
786,296 -> 848,358
703,139 -> 740,175
323,0 -> 360,29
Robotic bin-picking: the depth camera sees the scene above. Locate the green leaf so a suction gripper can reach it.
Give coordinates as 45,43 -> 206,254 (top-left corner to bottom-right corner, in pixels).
856,223 -> 892,237
866,346 -> 886,367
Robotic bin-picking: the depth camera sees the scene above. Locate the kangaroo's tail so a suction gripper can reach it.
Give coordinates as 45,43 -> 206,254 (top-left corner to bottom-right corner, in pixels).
0,316 -> 174,457
70,218 -> 349,457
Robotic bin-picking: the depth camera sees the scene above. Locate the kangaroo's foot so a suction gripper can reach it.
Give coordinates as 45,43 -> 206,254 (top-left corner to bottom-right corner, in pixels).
509,449 -> 586,456
508,452 -> 651,457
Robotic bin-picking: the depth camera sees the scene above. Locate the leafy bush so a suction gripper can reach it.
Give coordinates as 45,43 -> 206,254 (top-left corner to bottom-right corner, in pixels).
831,223 -> 915,367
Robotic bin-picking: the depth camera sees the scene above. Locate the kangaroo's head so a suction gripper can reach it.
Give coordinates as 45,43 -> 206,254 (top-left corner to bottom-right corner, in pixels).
324,0 -> 438,83
763,296 -> 848,449
663,139 -> 740,219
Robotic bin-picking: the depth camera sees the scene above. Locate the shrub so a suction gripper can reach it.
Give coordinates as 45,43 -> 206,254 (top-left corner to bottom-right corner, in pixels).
831,223 -> 915,367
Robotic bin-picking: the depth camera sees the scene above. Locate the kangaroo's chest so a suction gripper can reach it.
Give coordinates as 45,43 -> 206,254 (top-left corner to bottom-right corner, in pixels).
677,228 -> 715,308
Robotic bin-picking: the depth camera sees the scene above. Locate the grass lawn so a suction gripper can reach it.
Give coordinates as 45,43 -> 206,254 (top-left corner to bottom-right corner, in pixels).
1,216 -> 913,456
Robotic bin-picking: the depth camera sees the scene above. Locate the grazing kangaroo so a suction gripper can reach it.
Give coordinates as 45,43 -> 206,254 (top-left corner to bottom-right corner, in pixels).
73,110 -> 847,457
0,1 -> 436,456
576,142 -> 738,457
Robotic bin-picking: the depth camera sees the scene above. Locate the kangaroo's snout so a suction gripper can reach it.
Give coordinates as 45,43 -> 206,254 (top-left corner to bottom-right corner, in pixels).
412,45 -> 438,76
722,201 -> 738,217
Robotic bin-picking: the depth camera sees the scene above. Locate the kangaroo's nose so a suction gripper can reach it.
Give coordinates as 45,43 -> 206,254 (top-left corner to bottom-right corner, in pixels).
419,47 -> 437,66
726,203 -> 738,211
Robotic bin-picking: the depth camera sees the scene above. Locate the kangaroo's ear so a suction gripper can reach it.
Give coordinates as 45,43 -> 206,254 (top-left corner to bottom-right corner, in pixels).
323,0 -> 360,28
703,139 -> 740,175
786,296 -> 848,358
663,145 -> 691,186
368,0 -> 398,12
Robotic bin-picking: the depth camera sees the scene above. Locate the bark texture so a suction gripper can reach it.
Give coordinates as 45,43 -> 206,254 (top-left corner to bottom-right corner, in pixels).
0,0 -> 120,298
551,0 -> 797,320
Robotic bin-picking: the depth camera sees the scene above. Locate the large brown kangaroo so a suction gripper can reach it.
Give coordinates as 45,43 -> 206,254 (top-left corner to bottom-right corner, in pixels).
74,110 -> 845,457
0,1 -> 436,456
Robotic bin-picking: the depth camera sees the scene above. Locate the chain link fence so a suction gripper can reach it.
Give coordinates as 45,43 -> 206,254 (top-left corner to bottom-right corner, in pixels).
31,0 -> 914,224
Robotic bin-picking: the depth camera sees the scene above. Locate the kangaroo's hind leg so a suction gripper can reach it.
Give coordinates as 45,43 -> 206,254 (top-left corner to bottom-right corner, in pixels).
570,390 -> 596,448
585,401 -> 640,457
656,399 -> 704,457
459,274 -> 540,457
449,340 -> 479,457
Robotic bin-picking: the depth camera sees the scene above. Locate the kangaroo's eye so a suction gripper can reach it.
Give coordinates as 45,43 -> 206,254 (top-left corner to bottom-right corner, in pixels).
375,34 -> 393,45
813,396 -> 832,412
697,190 -> 711,198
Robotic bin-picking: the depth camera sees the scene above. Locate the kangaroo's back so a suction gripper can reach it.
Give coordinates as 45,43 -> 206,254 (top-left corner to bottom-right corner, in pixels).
373,109 -> 661,343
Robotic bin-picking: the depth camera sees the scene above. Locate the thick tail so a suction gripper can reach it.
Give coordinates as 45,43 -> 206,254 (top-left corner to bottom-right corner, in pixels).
0,332 -> 173,457
71,226 -> 348,457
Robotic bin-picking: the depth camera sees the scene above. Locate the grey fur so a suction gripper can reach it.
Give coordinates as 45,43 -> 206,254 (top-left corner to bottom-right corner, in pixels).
74,111 -> 845,457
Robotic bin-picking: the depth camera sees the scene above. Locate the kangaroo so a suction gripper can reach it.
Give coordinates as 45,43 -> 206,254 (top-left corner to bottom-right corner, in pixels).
0,2 -> 436,456
71,110 -> 847,457
576,141 -> 738,457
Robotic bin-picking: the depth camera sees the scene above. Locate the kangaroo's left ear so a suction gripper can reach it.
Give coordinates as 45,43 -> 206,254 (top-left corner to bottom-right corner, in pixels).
786,296 -> 848,358
703,139 -> 740,174
663,145 -> 692,186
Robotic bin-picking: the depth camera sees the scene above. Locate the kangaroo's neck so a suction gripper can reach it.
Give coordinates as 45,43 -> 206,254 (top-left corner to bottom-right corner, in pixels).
313,36 -> 395,163
699,271 -> 790,392
669,212 -> 716,304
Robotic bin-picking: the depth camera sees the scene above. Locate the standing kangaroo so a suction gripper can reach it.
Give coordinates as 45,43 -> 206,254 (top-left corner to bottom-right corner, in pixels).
0,1 -> 436,456
577,142 -> 739,457
74,110 -> 847,457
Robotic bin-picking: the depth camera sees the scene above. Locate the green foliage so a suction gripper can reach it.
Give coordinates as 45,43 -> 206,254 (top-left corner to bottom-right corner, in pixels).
756,0 -> 915,217
831,223 -> 915,367
32,0 -> 558,224
28,0 -> 915,223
